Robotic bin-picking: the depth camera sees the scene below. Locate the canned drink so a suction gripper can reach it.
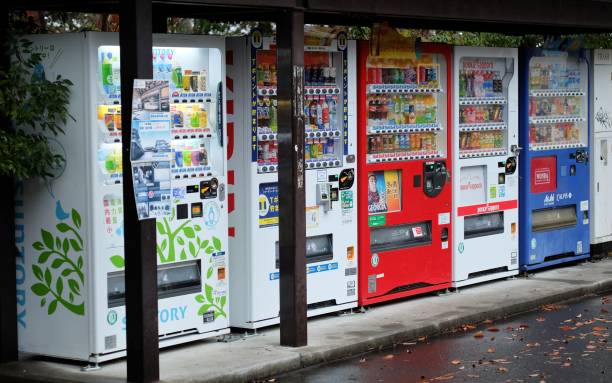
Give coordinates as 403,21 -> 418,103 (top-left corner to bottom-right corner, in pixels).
317,139 -> 324,158
305,142 -> 311,160
175,150 -> 183,167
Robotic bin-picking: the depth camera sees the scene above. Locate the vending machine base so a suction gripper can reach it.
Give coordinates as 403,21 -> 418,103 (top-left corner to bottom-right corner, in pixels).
452,269 -> 518,289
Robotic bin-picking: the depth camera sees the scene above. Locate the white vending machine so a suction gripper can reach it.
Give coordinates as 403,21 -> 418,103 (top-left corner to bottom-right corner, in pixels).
226,34 -> 358,329
16,32 -> 229,363
452,47 -> 520,287
591,49 -> 612,256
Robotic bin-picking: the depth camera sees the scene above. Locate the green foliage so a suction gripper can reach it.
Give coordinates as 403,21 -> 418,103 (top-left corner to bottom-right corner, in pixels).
0,27 -> 73,179
31,206 -> 85,316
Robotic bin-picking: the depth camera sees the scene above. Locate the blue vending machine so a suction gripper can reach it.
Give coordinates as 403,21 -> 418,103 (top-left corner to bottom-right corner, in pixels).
519,48 -> 591,271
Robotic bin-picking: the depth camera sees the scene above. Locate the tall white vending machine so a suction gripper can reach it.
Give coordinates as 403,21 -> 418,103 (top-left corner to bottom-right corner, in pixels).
591,49 -> 612,257
16,32 -> 229,363
226,33 -> 358,329
452,47 -> 520,287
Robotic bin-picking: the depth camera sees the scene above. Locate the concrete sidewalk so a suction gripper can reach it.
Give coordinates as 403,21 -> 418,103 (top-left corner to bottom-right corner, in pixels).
2,258 -> 612,383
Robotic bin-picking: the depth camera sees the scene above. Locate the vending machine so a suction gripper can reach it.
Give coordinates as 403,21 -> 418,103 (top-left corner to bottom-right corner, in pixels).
357,40 -> 452,306
451,47 -> 520,288
16,32 -> 229,363
226,33 -> 358,329
590,49 -> 612,257
519,48 -> 591,271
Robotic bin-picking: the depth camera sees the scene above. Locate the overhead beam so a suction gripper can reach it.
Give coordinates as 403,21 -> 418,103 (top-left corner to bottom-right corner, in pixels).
119,0 -> 160,381
276,8 -> 307,347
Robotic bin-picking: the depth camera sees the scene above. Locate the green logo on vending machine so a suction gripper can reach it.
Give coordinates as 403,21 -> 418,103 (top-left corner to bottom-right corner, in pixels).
107,310 -> 118,325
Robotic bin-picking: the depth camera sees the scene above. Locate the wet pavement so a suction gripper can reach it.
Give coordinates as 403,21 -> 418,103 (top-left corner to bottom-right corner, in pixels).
273,293 -> 612,383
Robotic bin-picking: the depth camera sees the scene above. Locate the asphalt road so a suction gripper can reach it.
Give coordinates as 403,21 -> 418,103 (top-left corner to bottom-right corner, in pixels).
272,292 -> 612,383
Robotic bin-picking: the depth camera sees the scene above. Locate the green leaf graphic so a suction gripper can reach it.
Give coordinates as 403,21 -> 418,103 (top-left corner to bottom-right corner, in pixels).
197,304 -> 212,316
40,298 -> 46,307
57,223 -> 71,233
61,269 -> 75,277
195,294 -> 205,303
194,224 -> 202,232
72,209 -> 81,229
56,278 -> 64,296
161,239 -> 168,251
156,222 -> 166,235
177,236 -> 185,246
180,249 -> 187,260
41,229 -> 54,249
68,279 -> 80,295
55,237 -> 61,250
205,284 -> 214,303
206,266 -> 213,279
77,256 -> 84,269
32,265 -> 43,280
48,300 -> 58,315
70,239 -> 82,252
44,268 -> 52,286
110,255 -> 125,268
220,296 -> 227,308
37,251 -> 52,264
213,236 -> 222,251
32,283 -> 49,296
183,227 -> 195,238
51,258 -> 65,269
33,241 -> 44,251
189,242 -> 196,257
205,247 -> 214,255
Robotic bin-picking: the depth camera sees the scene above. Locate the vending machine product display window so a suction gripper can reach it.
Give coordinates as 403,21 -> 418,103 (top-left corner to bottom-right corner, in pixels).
227,34 -> 358,329
357,40 -> 452,306
451,47 -> 520,288
17,33 -> 229,364
519,48 -> 591,271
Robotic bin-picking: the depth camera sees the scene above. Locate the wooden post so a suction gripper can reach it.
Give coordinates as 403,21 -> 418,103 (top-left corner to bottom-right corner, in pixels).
119,0 -> 160,381
276,8 -> 307,347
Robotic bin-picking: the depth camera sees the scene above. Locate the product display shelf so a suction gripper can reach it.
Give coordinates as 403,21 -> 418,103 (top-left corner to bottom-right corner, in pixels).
529,89 -> 584,97
367,83 -> 443,94
529,142 -> 586,151
367,122 -> 442,134
458,148 -> 508,159
458,97 -> 506,105
367,150 -> 444,163
529,116 -> 585,124
458,122 -> 507,132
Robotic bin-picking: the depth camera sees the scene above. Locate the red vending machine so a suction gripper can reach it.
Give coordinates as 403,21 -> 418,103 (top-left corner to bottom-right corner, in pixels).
357,38 -> 452,305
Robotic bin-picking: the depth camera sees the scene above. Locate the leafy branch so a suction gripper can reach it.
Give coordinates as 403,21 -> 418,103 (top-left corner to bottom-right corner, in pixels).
0,28 -> 74,179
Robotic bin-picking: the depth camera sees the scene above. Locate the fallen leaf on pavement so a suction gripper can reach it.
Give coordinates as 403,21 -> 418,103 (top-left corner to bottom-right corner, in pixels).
451,359 -> 462,365
487,347 -> 495,353
433,373 -> 454,381
487,327 -> 500,332
497,367 -> 509,373
474,331 -> 484,338
536,316 -> 546,322
593,326 -> 607,331
383,354 -> 394,360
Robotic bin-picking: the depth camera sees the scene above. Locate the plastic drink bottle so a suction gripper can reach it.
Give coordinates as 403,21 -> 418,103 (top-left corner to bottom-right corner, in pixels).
175,149 -> 183,167
183,149 -> 192,166
101,52 -> 113,94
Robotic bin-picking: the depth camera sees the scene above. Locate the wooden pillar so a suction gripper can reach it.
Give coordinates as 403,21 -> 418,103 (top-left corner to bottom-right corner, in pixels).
119,0 -> 160,381
0,4 -> 18,363
276,9 -> 307,347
